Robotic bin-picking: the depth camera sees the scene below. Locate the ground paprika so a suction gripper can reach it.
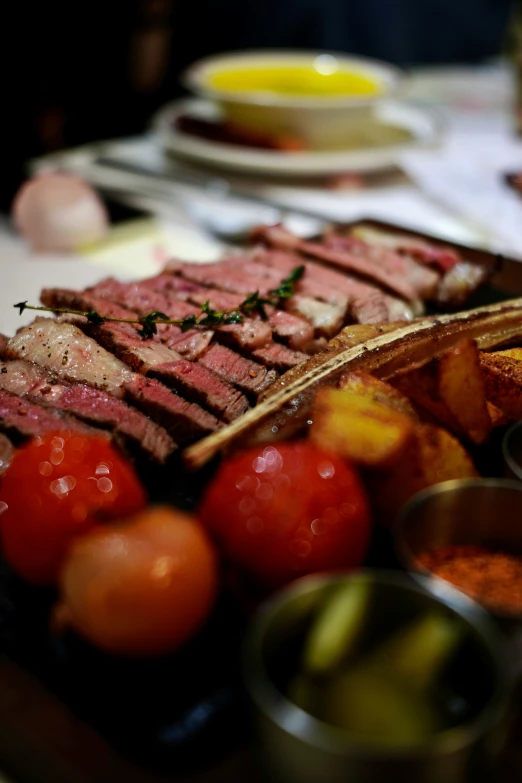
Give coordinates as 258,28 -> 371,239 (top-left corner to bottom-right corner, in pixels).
418,544 -> 522,615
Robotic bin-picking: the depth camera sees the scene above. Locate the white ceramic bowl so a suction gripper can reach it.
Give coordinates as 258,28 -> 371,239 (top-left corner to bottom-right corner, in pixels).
182,50 -> 405,151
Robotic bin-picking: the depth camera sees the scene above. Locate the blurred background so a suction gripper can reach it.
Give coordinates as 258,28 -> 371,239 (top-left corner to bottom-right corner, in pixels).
2,0 -> 515,211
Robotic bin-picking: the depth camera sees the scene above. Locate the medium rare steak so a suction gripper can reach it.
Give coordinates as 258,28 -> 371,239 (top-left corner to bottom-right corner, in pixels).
198,343 -> 277,399
251,249 -> 410,324
6,318 -> 135,396
253,224 -> 421,302
0,389 -> 104,443
0,359 -> 175,462
251,342 -> 308,372
147,359 -> 249,423
89,277 -> 273,353
123,377 -> 219,443
6,319 -> 219,445
325,234 -> 439,300
167,259 -> 339,340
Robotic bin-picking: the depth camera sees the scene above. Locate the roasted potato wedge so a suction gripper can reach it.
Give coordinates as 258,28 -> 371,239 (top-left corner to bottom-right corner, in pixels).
390,361 -> 461,434
310,387 -> 415,468
339,371 -> 418,419
367,423 -> 478,522
437,338 -> 491,445
479,352 -> 522,420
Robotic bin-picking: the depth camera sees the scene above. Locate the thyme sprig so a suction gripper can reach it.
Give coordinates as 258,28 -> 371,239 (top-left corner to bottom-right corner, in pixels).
14,265 -> 305,339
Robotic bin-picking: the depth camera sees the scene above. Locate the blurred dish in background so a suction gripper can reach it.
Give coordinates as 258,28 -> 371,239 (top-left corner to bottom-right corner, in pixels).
182,51 -> 404,151
153,97 -> 444,177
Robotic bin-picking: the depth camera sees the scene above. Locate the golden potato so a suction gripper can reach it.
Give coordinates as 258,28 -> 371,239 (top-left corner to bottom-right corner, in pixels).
390,361 -> 461,434
479,352 -> 522,421
310,387 -> 415,468
339,371 -> 418,419
367,423 -> 478,523
437,338 -> 491,445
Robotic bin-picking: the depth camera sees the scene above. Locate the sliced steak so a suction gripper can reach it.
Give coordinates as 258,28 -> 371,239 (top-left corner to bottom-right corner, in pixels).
324,234 -> 439,300
88,278 -> 213,359
167,259 -> 336,341
0,389 -> 104,443
90,277 -> 272,353
41,288 -> 187,375
6,319 -> 218,445
253,224 -> 420,302
6,318 -> 134,397
251,343 -> 308,372
252,249 -> 396,324
123,377 -> 219,444
0,359 -> 176,463
147,359 -> 249,423
0,334 -> 7,359
198,342 -> 277,399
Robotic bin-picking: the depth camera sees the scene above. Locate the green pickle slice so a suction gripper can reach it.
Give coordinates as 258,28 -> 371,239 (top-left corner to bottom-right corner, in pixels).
290,596 -> 465,747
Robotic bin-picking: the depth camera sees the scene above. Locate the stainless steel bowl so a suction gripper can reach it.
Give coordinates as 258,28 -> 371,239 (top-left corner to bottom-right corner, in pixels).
396,478 -> 522,622
502,421 -> 522,481
243,570 -> 510,783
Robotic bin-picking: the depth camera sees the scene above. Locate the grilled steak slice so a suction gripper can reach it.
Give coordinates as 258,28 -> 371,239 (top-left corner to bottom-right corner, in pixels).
6,318 -> 135,397
252,249 -> 409,324
88,279 -> 213,359
198,343 -> 277,398
253,224 -> 421,302
171,282 -> 316,351
147,360 -> 249,423
41,289 -> 186,374
123,377 -> 219,443
6,319 -> 218,445
0,389 -> 104,443
0,335 -> 7,359
324,234 -> 439,300
167,259 -> 339,341
90,277 -> 273,352
0,359 -> 176,462
251,343 -> 308,372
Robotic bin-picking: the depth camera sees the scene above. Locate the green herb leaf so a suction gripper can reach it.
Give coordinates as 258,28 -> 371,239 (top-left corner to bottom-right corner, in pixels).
86,310 -> 105,325
180,314 -> 198,333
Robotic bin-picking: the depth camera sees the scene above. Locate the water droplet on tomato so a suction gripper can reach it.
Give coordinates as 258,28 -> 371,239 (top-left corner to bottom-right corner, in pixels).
50,449 -> 64,466
311,518 -> 327,536
39,461 -> 52,476
317,460 -> 335,479
97,477 -> 113,493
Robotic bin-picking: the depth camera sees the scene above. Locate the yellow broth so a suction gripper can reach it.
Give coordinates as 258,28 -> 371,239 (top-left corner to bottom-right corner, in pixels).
207,65 -> 381,98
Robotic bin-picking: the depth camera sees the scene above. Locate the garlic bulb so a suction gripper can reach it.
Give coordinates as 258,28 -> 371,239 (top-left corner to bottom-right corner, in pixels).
12,172 -> 109,252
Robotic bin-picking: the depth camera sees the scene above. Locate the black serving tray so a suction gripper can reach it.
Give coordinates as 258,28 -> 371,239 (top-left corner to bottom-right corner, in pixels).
1,220 -> 522,783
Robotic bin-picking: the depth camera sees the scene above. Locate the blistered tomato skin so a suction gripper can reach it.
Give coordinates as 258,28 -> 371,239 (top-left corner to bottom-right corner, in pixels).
0,432 -> 146,585
199,442 -> 371,589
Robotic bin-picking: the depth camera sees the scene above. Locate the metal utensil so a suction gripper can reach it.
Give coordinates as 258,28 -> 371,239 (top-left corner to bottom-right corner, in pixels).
91,156 -> 328,242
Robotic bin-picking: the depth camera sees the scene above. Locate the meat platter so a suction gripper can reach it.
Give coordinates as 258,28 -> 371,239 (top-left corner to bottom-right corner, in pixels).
0,218 -> 521,783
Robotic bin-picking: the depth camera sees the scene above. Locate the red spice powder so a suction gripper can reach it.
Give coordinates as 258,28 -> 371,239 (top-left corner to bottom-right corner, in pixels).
418,545 -> 522,615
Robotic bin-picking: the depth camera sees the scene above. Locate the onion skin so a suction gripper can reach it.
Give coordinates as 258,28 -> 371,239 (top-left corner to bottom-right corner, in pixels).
12,172 -> 108,253
56,506 -> 219,657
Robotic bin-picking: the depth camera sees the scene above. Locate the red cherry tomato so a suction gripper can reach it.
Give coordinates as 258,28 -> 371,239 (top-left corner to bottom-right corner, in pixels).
0,432 -> 146,585
199,442 -> 371,589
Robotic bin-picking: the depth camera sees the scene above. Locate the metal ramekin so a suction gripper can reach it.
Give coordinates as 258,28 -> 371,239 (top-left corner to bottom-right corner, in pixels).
242,570 -> 510,783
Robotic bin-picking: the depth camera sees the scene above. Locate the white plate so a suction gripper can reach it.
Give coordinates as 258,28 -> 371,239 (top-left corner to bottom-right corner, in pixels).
152,98 -> 444,177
